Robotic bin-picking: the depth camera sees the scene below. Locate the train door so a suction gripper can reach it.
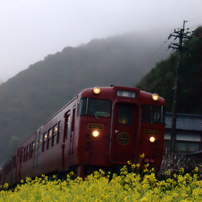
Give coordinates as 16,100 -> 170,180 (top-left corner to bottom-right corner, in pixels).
69,108 -> 75,156
109,103 -> 139,163
33,126 -> 43,169
17,147 -> 21,182
62,108 -> 76,169
62,111 -> 70,168
11,155 -> 17,185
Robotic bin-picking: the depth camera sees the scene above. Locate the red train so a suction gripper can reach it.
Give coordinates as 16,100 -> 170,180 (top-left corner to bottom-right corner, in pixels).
0,86 -> 165,186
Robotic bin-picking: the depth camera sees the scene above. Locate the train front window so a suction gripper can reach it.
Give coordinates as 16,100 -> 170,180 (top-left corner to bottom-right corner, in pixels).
80,98 -> 111,117
141,105 -> 165,124
118,106 -> 133,125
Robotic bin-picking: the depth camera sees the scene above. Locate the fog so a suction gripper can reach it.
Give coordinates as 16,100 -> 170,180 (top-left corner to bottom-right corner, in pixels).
0,0 -> 202,82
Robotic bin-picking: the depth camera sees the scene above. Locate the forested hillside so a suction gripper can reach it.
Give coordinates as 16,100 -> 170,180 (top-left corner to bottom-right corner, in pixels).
0,32 -> 164,164
136,26 -> 202,114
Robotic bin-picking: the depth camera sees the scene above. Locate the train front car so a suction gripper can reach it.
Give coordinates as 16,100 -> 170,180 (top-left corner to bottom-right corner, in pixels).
77,86 -> 165,175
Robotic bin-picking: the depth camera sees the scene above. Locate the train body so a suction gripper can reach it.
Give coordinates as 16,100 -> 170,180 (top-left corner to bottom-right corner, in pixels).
0,86 -> 166,186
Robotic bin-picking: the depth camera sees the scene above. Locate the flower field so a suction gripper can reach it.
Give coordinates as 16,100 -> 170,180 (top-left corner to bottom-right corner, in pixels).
0,165 -> 202,202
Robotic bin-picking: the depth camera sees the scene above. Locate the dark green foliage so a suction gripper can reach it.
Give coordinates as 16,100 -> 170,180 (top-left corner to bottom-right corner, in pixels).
136,27 -> 202,114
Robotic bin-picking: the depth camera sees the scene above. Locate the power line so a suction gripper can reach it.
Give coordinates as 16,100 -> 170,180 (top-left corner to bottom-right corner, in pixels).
186,16 -> 202,31
187,15 -> 202,22
188,24 -> 202,30
133,38 -> 173,84
132,18 -> 201,86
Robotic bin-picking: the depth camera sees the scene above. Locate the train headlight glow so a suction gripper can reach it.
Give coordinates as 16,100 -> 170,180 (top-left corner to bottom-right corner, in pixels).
149,136 -> 155,143
93,87 -> 101,94
152,93 -> 159,101
92,130 -> 99,137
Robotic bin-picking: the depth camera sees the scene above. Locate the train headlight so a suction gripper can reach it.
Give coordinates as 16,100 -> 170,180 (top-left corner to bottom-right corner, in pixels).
92,130 -> 99,137
152,93 -> 159,101
93,87 -> 101,94
149,136 -> 155,143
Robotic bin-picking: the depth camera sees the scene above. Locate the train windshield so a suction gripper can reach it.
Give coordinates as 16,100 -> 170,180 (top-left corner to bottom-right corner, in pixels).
79,98 -> 111,117
141,105 -> 165,124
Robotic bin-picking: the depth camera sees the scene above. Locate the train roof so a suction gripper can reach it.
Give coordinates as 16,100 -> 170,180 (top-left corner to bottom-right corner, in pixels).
80,86 -> 165,102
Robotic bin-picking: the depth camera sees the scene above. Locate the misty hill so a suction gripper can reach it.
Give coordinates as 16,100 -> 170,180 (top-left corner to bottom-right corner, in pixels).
136,26 -> 202,114
0,32 -> 168,164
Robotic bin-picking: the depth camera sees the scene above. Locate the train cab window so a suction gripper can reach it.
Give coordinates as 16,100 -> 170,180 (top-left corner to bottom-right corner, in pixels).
53,124 -> 58,146
77,100 -> 80,117
48,128 -> 53,149
80,98 -> 87,115
141,105 -> 165,124
80,98 -> 111,117
141,105 -> 151,122
118,106 -> 133,125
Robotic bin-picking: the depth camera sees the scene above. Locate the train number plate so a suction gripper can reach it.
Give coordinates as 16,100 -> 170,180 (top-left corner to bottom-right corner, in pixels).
88,123 -> 103,130
144,129 -> 159,136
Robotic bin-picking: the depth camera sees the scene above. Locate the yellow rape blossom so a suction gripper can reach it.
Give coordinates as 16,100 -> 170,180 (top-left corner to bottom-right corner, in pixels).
140,153 -> 145,159
0,167 -> 202,201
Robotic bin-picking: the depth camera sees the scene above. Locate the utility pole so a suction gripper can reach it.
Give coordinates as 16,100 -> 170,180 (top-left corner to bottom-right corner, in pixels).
168,20 -> 194,154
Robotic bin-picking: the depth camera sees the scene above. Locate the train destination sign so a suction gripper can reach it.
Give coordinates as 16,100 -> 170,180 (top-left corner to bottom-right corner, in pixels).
144,129 -> 159,136
88,123 -> 104,130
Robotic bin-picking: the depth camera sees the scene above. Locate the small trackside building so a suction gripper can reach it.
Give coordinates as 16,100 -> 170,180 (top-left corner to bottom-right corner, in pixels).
164,112 -> 202,155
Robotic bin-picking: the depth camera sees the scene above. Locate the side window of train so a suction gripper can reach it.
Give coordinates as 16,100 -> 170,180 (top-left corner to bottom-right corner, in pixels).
26,145 -> 29,161
42,132 -> 47,152
53,124 -> 58,146
12,157 -> 14,169
39,134 -> 43,153
19,148 -> 23,163
23,147 -> 26,162
21,148 -> 24,163
64,112 -> 70,139
5,162 -> 11,174
28,145 -> 31,160
12,156 -> 16,169
71,108 -> 76,132
35,134 -> 38,157
57,121 -> 61,144
31,141 -> 35,158
48,128 -> 53,149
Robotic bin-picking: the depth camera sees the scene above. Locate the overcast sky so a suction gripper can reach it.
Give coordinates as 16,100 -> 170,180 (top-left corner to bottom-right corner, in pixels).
0,0 -> 202,82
